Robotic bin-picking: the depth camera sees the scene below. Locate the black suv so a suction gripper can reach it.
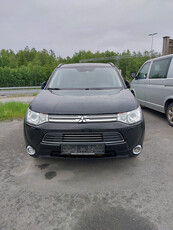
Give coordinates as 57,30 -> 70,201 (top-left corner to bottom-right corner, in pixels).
24,63 -> 145,158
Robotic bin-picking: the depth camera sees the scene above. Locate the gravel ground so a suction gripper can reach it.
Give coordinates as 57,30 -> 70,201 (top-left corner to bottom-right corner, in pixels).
0,108 -> 173,230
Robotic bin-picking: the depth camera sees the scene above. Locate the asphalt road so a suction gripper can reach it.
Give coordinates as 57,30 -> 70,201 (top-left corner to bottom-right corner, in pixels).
0,108 -> 173,230
0,96 -> 34,103
0,89 -> 40,103
0,89 -> 40,96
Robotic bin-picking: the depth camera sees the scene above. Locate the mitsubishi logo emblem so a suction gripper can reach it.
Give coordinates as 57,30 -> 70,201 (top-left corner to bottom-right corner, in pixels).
78,116 -> 86,123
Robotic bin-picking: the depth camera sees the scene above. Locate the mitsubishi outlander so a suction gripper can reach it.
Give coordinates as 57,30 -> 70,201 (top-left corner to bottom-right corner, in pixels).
24,63 -> 145,158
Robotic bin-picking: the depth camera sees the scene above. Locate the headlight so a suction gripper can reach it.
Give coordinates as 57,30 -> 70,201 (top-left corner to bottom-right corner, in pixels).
117,107 -> 142,124
26,108 -> 48,125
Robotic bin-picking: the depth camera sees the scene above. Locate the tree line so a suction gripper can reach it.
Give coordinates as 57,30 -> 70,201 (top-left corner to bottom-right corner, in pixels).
0,47 -> 159,87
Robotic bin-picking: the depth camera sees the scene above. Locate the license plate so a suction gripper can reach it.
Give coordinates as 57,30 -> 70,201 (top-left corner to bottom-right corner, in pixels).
61,144 -> 105,155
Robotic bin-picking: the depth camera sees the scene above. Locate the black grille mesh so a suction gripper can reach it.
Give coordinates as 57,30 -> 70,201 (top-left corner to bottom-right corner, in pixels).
43,132 -> 123,143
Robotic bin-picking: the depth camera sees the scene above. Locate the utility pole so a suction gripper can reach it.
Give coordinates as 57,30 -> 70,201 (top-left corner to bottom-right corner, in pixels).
148,33 -> 158,56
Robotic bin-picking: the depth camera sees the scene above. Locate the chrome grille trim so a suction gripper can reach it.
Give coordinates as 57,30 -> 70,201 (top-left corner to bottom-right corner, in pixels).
48,114 -> 118,123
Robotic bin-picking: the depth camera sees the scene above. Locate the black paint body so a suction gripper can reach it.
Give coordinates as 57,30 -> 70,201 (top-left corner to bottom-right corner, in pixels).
24,63 -> 145,158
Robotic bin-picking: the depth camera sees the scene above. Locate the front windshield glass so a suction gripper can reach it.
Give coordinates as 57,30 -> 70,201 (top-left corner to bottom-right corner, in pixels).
48,66 -> 122,89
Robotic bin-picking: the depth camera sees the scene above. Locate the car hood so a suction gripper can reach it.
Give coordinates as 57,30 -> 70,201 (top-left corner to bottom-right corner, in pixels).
30,89 -> 139,114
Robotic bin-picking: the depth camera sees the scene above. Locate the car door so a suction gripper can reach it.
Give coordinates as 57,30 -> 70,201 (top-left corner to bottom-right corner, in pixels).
145,57 -> 172,113
131,62 -> 151,106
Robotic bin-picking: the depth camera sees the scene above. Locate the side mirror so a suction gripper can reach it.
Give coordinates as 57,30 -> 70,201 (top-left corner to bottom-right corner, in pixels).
131,73 -> 136,78
124,80 -> 131,89
41,81 -> 47,89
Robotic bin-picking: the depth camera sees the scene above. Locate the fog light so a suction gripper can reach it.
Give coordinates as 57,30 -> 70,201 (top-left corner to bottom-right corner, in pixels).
26,146 -> 35,155
133,145 -> 142,155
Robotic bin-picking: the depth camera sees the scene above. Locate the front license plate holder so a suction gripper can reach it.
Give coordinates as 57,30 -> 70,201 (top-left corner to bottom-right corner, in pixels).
61,144 -> 105,155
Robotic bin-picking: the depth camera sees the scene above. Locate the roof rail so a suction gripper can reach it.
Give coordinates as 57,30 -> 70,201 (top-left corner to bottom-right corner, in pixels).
58,63 -> 64,68
108,62 -> 115,67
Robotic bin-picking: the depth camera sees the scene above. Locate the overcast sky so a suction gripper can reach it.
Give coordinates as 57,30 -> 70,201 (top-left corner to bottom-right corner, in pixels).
0,0 -> 173,57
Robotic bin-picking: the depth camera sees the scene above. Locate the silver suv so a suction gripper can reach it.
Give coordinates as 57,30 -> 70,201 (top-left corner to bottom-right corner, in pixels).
131,54 -> 173,126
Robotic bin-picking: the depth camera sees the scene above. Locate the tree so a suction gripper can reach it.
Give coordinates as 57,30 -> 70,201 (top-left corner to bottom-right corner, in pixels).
17,51 -> 27,66
0,47 -> 160,87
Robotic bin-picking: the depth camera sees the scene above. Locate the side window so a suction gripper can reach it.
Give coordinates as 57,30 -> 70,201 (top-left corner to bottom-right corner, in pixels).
137,62 -> 150,79
149,58 -> 171,79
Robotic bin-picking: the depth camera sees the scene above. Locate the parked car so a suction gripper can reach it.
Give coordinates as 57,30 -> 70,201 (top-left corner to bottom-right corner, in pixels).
24,63 -> 145,158
131,54 -> 173,126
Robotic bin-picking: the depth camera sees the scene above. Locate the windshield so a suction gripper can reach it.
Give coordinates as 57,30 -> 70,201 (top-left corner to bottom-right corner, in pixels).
48,66 -> 123,89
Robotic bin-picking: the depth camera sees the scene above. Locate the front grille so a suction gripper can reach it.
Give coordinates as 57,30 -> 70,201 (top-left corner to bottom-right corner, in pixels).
42,132 -> 124,143
48,114 -> 117,123
63,133 -> 103,142
42,133 -> 63,143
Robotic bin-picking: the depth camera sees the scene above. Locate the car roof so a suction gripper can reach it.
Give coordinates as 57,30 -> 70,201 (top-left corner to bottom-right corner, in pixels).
58,63 -> 114,68
145,54 -> 173,63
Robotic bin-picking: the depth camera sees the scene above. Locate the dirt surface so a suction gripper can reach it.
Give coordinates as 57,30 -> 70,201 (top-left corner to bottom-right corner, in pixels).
0,108 -> 173,230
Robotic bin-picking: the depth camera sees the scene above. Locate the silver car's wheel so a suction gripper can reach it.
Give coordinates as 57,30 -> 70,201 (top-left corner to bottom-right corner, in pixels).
166,103 -> 173,127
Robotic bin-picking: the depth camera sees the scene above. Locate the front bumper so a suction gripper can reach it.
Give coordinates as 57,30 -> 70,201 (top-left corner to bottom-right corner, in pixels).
24,119 -> 145,158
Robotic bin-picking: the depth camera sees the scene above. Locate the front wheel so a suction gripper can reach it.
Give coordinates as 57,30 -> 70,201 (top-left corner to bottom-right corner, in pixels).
130,153 -> 139,157
166,103 -> 173,127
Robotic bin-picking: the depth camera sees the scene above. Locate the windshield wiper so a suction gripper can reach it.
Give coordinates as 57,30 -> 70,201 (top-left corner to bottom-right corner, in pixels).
84,87 -> 121,90
84,88 -> 102,90
48,88 -> 61,90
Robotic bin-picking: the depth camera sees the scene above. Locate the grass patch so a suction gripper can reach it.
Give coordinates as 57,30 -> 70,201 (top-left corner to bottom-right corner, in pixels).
0,102 -> 29,121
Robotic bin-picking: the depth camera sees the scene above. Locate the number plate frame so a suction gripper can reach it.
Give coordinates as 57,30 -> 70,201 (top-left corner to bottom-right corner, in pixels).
61,144 -> 105,155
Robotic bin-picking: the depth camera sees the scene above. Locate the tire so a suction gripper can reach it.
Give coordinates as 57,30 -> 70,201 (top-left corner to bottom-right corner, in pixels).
166,102 -> 173,127
27,153 -> 38,158
130,153 -> 140,157
30,155 -> 38,158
